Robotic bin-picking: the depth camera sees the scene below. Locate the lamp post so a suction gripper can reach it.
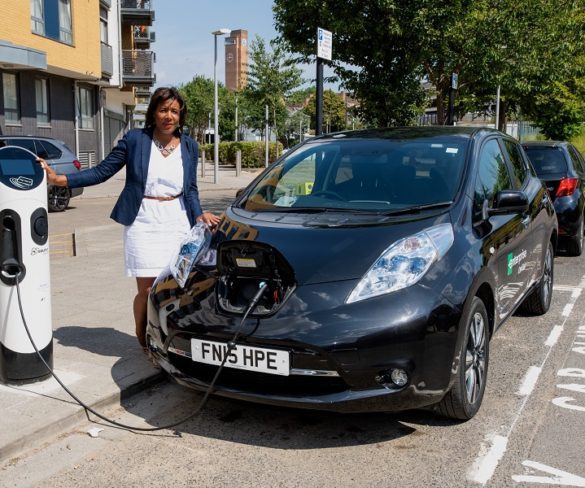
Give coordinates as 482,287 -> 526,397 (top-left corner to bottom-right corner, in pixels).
212,28 -> 230,184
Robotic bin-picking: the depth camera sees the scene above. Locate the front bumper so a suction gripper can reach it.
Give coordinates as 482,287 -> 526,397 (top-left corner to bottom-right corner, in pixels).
146,279 -> 463,413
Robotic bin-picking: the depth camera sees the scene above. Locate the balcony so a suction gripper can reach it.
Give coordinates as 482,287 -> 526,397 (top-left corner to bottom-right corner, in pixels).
122,50 -> 156,87
101,42 -> 113,77
134,27 -> 155,48
121,0 -> 155,25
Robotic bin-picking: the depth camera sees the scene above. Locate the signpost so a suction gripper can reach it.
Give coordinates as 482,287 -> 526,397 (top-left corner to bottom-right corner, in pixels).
316,27 -> 332,136
447,72 -> 458,125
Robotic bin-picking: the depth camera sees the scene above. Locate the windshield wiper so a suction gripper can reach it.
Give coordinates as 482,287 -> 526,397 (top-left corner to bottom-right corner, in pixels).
384,201 -> 453,216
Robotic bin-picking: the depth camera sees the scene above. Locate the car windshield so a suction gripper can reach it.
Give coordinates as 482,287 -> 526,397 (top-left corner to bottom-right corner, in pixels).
239,137 -> 468,213
524,146 -> 568,176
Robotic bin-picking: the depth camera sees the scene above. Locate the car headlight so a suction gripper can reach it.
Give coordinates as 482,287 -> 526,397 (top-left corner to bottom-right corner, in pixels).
346,223 -> 454,303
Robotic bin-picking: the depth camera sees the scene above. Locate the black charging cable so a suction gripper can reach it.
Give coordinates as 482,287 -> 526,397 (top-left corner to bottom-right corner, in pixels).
14,278 -> 268,433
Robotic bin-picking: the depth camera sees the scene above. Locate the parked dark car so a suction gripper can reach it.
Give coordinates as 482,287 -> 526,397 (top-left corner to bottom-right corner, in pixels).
523,141 -> 585,256
0,135 -> 83,211
147,127 -> 557,420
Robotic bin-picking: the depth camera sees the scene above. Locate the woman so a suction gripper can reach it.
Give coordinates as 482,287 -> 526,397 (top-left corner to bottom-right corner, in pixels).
39,86 -> 220,349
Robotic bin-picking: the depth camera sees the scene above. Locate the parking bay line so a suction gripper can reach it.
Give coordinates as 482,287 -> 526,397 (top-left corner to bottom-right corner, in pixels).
468,275 -> 585,485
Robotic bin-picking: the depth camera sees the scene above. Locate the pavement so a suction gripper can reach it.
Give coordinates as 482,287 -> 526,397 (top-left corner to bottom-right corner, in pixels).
0,161 -> 261,463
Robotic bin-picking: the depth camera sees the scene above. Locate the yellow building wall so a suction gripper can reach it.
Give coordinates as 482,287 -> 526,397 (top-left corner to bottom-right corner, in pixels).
1,0 -> 101,79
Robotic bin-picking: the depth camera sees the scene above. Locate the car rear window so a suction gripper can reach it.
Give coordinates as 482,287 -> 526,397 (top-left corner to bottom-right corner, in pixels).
524,146 -> 568,176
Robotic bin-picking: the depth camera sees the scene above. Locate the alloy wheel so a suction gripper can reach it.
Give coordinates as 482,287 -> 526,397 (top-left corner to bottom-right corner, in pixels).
465,311 -> 487,405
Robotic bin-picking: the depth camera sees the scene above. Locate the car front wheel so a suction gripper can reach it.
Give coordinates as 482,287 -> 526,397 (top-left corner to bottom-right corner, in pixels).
436,296 -> 489,420
48,186 -> 70,212
520,240 -> 554,315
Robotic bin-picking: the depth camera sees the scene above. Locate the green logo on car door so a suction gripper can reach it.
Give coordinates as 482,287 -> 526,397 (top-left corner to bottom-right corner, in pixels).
507,250 -> 527,275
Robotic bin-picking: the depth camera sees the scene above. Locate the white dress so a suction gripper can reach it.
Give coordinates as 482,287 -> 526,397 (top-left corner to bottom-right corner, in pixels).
123,142 -> 191,277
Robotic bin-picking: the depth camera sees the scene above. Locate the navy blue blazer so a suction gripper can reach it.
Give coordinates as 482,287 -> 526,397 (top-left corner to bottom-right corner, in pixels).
67,129 -> 203,226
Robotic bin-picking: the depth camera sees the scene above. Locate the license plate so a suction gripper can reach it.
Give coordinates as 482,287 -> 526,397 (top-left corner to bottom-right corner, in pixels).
191,339 -> 290,376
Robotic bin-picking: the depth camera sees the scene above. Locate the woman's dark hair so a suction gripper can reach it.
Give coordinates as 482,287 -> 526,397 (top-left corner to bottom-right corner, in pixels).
145,86 -> 186,136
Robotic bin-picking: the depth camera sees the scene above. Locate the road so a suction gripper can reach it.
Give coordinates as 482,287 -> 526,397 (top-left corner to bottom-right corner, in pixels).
3,192 -> 585,487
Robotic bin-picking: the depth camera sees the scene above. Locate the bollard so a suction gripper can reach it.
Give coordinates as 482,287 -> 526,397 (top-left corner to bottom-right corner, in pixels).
200,150 -> 206,178
236,150 -> 242,177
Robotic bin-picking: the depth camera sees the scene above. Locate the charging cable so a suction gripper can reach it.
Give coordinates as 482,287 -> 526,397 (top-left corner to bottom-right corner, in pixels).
14,278 -> 268,433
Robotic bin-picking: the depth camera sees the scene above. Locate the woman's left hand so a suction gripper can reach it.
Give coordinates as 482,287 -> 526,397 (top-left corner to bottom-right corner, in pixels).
197,211 -> 221,228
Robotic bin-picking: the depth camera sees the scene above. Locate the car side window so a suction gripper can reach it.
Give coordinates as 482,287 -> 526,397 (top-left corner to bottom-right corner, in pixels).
473,139 -> 513,222
568,146 -> 585,173
6,138 -> 36,154
503,139 -> 527,187
37,140 -> 62,159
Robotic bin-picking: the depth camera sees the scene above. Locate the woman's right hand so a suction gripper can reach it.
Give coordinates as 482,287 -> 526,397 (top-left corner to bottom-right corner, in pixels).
37,158 -> 68,186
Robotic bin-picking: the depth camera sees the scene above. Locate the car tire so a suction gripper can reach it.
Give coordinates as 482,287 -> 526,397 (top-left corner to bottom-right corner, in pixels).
436,296 -> 489,420
567,218 -> 584,256
520,240 -> 554,315
48,186 -> 70,212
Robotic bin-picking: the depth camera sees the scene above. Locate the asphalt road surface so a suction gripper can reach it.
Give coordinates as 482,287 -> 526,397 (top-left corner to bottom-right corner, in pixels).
3,193 -> 585,487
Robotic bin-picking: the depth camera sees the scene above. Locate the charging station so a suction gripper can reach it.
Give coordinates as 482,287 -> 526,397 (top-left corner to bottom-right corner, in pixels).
0,145 -> 52,384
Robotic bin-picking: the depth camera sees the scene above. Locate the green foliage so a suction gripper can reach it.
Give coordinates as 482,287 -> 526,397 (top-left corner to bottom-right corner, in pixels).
243,35 -> 303,139
179,76 -> 214,144
179,76 -> 236,144
303,89 -> 347,132
529,81 -> 585,140
571,129 -> 585,155
273,0 -> 585,133
200,141 -> 284,168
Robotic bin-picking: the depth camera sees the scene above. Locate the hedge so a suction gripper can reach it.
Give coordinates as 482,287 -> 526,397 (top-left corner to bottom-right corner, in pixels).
199,141 -> 284,168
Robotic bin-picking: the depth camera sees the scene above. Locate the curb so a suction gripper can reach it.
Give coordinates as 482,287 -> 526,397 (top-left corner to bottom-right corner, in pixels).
0,371 -> 164,462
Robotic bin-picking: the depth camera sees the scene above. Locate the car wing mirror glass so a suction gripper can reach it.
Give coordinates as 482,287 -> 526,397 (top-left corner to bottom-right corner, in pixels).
488,190 -> 529,216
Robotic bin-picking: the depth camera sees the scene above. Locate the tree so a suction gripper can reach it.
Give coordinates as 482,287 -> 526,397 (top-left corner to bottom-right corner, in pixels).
273,0 -> 585,131
304,89 -> 347,132
179,76 -> 214,144
245,35 -> 303,143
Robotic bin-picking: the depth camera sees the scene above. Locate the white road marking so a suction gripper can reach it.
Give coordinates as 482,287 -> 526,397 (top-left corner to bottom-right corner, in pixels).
469,434 -> 509,484
562,303 -> 574,317
545,326 -> 564,347
469,275 -> 585,485
512,460 -> 585,486
518,366 -> 542,396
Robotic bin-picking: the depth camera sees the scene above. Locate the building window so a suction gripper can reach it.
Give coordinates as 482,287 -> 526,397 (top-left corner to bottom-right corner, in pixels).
78,86 -> 95,129
2,73 -> 20,124
35,78 -> 50,125
58,0 -> 73,43
31,0 -> 72,44
31,0 -> 44,34
100,6 -> 108,44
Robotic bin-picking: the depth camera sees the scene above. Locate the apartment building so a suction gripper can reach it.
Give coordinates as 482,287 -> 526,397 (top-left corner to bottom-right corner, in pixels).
0,0 -> 156,166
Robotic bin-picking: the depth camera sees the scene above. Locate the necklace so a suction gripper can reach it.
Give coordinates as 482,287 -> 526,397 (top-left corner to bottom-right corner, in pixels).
153,137 -> 177,156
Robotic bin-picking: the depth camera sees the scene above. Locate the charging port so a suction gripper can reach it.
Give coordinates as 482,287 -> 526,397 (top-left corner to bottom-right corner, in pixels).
216,241 -> 296,316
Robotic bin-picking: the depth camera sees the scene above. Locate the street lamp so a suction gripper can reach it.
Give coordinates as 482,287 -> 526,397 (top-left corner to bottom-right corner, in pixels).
212,28 -> 230,184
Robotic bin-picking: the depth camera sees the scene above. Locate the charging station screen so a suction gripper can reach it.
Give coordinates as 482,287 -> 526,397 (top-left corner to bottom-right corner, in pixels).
0,159 -> 37,176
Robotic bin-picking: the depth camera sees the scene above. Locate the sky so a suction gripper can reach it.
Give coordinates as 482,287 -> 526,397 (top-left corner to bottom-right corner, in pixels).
153,0 -> 336,89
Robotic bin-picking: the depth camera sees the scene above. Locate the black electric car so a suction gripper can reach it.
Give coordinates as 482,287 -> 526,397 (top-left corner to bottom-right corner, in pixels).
523,141 -> 585,256
147,127 -> 557,420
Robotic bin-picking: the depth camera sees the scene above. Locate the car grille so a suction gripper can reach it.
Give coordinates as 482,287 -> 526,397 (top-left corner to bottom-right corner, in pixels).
169,353 -> 349,396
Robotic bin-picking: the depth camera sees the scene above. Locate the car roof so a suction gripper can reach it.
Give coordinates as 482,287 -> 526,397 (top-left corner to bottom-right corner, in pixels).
306,126 -> 501,143
0,135 -> 58,141
522,141 -> 570,148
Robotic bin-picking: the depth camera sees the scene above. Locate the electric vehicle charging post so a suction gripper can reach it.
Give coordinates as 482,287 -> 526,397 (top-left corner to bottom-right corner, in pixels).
0,146 -> 52,384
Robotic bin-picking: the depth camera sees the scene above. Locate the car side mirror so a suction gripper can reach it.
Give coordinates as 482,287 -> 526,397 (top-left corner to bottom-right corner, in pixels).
236,188 -> 245,199
488,190 -> 529,216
